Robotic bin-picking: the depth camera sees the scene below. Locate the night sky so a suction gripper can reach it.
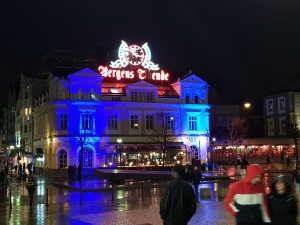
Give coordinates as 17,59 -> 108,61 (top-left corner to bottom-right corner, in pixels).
1,0 -> 300,107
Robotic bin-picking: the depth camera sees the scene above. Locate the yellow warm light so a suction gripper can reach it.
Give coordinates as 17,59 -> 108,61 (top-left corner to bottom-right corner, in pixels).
244,102 -> 251,108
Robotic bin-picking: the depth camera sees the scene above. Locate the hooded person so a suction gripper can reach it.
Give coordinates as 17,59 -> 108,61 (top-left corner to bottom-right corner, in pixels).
224,164 -> 271,225
267,175 -> 298,225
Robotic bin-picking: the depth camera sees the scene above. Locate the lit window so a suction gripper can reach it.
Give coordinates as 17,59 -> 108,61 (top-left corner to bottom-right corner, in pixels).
164,115 -> 175,130
188,116 -> 197,131
81,113 -> 93,130
59,150 -> 68,168
78,148 -> 93,168
108,115 -> 118,130
130,115 -> 138,130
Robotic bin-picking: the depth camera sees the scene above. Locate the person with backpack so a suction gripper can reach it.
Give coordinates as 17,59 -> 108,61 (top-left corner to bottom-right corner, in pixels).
160,164 -> 197,225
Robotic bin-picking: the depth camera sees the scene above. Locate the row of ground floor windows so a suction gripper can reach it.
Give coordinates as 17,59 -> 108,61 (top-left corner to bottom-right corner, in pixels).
59,148 -> 93,168
58,146 -> 200,168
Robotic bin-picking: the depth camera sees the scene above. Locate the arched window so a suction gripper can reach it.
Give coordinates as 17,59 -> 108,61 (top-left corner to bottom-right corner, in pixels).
194,94 -> 199,104
78,147 -> 93,168
190,145 -> 199,160
59,150 -> 68,168
185,94 -> 190,103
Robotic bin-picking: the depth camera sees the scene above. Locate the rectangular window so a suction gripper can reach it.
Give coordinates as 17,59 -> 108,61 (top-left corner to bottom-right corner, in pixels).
278,97 -> 286,113
279,117 -> 286,135
131,92 -> 138,101
108,115 -> 118,130
188,116 -> 197,131
164,115 -> 175,130
81,113 -> 93,130
146,92 -> 154,102
24,125 -> 27,133
60,114 -> 68,130
146,115 -> 154,130
267,118 -> 275,136
266,99 -> 274,115
130,115 -> 138,130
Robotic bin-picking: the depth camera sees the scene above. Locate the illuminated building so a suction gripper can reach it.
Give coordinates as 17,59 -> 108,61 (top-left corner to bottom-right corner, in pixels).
31,41 -> 211,169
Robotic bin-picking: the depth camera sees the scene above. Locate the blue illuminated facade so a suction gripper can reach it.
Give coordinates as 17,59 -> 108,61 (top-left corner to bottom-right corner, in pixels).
32,68 -> 210,169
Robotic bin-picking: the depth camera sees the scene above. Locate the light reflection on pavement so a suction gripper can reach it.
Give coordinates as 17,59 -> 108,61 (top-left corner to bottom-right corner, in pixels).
0,166 -> 295,225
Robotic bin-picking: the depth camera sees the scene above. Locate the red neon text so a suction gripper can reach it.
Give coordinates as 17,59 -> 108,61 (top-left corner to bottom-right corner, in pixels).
98,66 -> 169,81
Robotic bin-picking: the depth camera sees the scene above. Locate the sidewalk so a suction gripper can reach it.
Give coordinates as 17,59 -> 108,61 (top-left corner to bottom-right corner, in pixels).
1,162 -> 298,225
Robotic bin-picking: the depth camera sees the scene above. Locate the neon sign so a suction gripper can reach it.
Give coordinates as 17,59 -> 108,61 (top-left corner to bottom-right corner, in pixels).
98,41 -> 169,81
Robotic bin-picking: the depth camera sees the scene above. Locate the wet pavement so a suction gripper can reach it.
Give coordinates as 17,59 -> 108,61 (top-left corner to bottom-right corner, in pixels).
0,162 -> 298,225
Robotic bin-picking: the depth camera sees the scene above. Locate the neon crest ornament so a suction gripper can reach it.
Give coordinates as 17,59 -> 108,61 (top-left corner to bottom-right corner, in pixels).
110,41 -> 160,71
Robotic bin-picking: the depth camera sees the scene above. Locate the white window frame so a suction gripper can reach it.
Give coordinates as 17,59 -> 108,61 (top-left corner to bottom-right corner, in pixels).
188,116 -> 198,131
130,115 -> 139,130
279,117 -> 286,136
267,118 -> 275,136
266,99 -> 274,115
145,114 -> 154,130
108,115 -> 118,130
278,97 -> 286,113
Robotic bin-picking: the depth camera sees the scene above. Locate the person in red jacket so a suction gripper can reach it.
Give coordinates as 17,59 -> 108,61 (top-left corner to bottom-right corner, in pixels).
224,164 -> 271,225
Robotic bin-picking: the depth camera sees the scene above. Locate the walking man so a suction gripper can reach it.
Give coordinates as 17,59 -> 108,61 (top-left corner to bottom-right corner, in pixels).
191,165 -> 203,198
26,176 -> 37,206
224,164 -> 271,225
160,164 -> 197,225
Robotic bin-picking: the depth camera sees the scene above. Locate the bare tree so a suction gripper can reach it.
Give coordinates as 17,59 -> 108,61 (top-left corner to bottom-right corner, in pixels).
146,112 -> 179,167
226,117 -> 248,146
286,115 -> 300,168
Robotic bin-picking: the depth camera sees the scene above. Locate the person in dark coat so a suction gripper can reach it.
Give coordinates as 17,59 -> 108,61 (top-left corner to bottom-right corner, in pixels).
267,175 -> 298,225
182,166 -> 192,183
191,165 -> 203,198
0,170 -> 5,191
26,176 -> 37,205
160,164 -> 197,225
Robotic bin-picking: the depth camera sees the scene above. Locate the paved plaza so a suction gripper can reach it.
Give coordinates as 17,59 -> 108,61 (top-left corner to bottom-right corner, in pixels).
0,161 -> 298,225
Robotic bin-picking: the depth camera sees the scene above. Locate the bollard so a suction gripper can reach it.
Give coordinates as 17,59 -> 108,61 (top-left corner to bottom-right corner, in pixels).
9,190 -> 12,210
111,183 -> 114,201
80,184 -> 82,205
46,188 -> 49,207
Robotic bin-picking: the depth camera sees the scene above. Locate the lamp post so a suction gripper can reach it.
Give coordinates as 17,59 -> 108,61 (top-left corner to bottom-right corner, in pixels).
117,139 -> 122,167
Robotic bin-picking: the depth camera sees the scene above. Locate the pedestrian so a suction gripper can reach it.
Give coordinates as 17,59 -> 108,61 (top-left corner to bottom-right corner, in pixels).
286,156 -> 291,169
0,170 -> 5,192
292,164 -> 300,201
224,164 -> 271,225
267,175 -> 298,225
191,165 -> 203,198
26,176 -> 37,205
72,164 -> 76,178
160,164 -> 197,225
182,165 -> 191,183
